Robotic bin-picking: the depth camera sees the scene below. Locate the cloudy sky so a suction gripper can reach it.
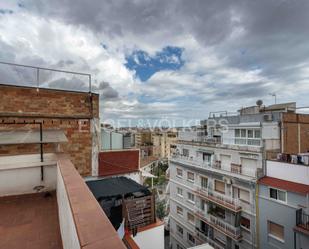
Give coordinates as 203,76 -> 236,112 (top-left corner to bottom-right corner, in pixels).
1,0 -> 309,126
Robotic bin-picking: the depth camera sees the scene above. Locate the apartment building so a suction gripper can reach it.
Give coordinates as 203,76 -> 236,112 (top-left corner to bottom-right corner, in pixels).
101,129 -> 134,150
258,155 -> 309,249
152,131 -> 178,159
168,102 -> 298,249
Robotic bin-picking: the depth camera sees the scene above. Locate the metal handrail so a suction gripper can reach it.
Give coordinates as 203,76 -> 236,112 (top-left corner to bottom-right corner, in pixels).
0,61 -> 92,92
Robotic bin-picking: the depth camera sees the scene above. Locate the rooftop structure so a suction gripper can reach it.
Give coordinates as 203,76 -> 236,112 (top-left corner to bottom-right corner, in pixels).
0,83 -> 100,176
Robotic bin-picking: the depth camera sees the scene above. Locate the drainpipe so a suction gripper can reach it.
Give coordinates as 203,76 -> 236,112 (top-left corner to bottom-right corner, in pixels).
298,121 -> 301,153
255,183 -> 260,249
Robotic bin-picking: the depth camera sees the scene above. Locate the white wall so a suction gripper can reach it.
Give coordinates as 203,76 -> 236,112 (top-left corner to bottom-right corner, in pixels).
267,160 -> 309,185
132,224 -> 165,249
56,166 -> 81,249
0,164 -> 57,196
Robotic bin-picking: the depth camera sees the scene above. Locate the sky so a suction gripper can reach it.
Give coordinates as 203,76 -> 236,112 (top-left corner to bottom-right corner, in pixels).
1,0 -> 309,127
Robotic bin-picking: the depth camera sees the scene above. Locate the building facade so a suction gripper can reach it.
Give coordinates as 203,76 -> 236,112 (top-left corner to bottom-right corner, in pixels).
258,158 -> 309,249
168,103 -> 300,249
152,131 -> 178,159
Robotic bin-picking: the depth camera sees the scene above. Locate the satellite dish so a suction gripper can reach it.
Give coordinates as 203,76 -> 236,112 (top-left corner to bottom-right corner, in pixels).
256,99 -> 263,106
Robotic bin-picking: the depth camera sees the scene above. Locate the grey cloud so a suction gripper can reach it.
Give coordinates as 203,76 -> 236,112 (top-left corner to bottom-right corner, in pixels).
98,81 -> 119,101
4,0 -> 309,123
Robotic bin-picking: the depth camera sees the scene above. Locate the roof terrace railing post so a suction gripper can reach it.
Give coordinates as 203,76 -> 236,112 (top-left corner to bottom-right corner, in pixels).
89,74 -> 92,93
39,122 -> 44,181
36,67 -> 40,89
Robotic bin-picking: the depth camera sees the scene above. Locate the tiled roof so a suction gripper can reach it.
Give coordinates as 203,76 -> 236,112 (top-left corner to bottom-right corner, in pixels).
98,149 -> 140,177
259,176 -> 309,195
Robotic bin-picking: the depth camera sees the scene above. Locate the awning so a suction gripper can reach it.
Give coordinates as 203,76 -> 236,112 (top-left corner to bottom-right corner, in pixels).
0,130 -> 68,145
86,176 -> 150,199
141,170 -> 157,178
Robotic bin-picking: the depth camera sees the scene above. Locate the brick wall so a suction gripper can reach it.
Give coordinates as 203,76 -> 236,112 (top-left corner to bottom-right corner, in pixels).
0,84 -> 100,176
98,150 -> 140,177
282,113 -> 309,154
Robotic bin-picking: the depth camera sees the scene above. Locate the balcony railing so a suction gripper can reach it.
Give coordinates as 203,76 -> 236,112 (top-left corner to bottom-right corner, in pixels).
195,228 -> 225,249
194,207 -> 242,241
195,186 -> 242,212
296,208 -> 309,231
171,155 -> 256,178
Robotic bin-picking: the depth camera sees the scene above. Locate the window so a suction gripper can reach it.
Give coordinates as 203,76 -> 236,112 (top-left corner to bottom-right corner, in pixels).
268,221 -> 284,242
177,206 -> 183,216
239,188 -> 250,203
248,129 -> 254,138
176,168 -> 183,178
188,233 -> 195,244
235,129 -> 240,137
241,129 -> 246,137
177,187 -> 183,197
214,180 -> 225,194
183,148 -> 189,157
201,200 -> 207,211
187,172 -> 195,182
254,130 -> 261,138
202,153 -> 211,163
240,217 -> 251,231
269,188 -> 286,202
187,192 -> 195,204
176,224 -> 183,236
201,177 -> 208,189
187,212 -> 195,224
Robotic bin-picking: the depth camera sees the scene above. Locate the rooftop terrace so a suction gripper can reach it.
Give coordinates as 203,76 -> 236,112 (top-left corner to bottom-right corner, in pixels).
0,153 -> 126,249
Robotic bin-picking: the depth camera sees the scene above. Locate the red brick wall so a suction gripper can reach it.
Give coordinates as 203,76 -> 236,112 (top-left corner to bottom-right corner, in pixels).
282,113 -> 309,154
0,84 -> 99,176
98,150 -> 140,177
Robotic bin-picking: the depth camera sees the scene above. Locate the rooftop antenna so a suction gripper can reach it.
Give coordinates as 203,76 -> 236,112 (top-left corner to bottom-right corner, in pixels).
269,93 -> 277,104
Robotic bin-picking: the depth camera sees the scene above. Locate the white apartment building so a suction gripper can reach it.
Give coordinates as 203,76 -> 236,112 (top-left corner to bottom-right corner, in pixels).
168,103 -> 295,249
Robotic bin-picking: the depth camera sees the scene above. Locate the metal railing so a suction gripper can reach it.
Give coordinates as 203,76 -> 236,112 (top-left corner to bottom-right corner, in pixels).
171,155 -> 257,178
195,186 -> 242,212
296,208 -> 309,231
0,61 -> 92,92
195,228 -> 225,249
194,207 -> 241,239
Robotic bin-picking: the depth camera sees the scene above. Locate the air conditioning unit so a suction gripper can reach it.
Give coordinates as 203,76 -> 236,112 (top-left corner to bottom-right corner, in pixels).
263,114 -> 273,121
223,177 -> 232,185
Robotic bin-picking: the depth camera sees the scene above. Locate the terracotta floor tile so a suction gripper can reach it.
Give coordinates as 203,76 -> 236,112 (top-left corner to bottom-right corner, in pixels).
0,192 -> 63,249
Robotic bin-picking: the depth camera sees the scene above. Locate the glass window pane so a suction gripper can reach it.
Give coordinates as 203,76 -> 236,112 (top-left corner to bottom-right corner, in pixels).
278,190 -> 286,202
255,130 -> 261,138
235,129 -> 240,137
241,129 -> 247,137
248,130 -> 254,138
270,188 -> 277,199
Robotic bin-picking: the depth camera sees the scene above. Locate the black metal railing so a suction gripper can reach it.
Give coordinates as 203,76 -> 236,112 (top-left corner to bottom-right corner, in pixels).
296,208 -> 309,231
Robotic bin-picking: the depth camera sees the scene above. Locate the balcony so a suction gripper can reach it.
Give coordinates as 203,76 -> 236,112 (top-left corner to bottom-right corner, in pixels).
194,186 -> 242,212
195,228 -> 225,249
194,207 -> 242,241
295,209 -> 309,235
0,153 -> 126,249
170,155 -> 257,181
234,138 -> 261,147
